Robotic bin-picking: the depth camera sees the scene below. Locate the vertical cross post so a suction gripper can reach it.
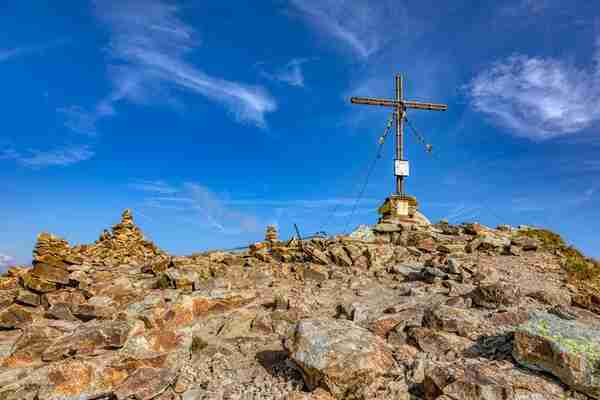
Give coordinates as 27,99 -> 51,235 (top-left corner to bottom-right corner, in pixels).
350,73 -> 447,199
395,74 -> 404,195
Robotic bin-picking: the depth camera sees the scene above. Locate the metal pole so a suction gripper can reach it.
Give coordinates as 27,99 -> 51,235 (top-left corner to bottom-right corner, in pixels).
395,74 -> 404,195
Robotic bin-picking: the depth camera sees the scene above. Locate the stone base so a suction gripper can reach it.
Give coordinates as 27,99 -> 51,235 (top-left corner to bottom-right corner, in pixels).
377,195 -> 431,227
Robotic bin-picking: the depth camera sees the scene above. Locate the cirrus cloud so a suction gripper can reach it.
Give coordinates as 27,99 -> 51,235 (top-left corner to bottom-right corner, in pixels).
467,44 -> 600,140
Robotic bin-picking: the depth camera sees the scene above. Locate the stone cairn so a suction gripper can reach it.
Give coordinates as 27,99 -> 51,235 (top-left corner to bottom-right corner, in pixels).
68,209 -> 166,267
265,225 -> 278,243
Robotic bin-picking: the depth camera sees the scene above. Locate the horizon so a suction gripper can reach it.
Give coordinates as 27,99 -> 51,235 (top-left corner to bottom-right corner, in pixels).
2,0 -> 600,269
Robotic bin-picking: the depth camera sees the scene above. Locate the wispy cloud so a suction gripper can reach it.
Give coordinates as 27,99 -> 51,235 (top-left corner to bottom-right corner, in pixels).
289,0 -> 399,59
60,0 -> 277,134
0,253 -> 14,268
261,58 -> 310,87
57,106 -> 101,136
128,180 -> 179,194
0,40 -> 67,63
467,42 -> 600,140
1,145 -> 94,168
132,181 -> 261,235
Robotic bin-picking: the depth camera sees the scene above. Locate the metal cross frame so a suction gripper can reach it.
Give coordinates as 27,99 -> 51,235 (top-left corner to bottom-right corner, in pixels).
351,74 -> 448,195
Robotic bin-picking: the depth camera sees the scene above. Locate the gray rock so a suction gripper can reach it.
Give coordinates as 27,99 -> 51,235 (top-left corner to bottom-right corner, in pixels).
514,311 -> 600,399
285,319 -> 395,399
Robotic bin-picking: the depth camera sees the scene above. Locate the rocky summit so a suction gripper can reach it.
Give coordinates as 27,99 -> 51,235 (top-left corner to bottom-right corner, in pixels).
1,210 -> 600,400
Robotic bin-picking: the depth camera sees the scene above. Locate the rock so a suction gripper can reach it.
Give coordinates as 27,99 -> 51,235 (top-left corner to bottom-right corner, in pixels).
527,289 -> 571,306
31,263 -> 70,285
422,267 -> 448,283
304,245 -> 330,265
343,245 -> 366,265
424,305 -> 481,338
114,367 -> 176,400
424,360 -> 515,400
41,289 -> 86,308
217,309 -> 257,339
387,264 -> 423,280
22,274 -> 57,293
0,304 -> 33,329
15,290 -> 40,307
437,244 -> 465,254
478,234 -> 511,251
511,235 -> 540,251
463,223 -> 485,235
372,223 -> 403,233
409,327 -> 475,358
69,302 -> 113,321
497,224 -> 512,232
513,311 -> 600,399
439,224 -> 461,236
42,320 -> 130,361
285,319 -> 395,399
443,281 -> 475,297
286,388 -> 336,400
365,245 -> 394,271
0,277 -> 19,290
369,308 -> 423,339
472,283 -> 521,309
328,245 -> 352,267
3,324 -> 64,367
472,264 -> 500,285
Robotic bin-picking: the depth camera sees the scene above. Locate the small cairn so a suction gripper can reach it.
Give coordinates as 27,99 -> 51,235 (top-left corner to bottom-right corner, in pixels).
265,225 -> 278,243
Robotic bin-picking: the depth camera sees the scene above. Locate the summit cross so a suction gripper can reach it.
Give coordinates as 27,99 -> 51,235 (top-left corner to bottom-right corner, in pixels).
350,73 -> 448,196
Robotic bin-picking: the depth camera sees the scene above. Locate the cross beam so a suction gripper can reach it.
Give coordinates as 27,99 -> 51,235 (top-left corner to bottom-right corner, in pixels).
350,74 -> 447,195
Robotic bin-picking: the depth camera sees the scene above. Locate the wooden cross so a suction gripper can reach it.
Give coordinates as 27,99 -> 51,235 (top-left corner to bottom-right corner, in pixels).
351,73 -> 447,196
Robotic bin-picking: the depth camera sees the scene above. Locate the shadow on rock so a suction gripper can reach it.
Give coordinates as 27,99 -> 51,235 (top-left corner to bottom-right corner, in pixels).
468,332 -> 514,361
256,350 -> 305,385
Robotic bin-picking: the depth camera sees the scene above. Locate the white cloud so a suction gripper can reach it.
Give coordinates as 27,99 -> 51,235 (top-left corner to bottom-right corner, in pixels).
289,0 -> 398,59
262,58 -> 310,87
132,182 -> 261,235
0,253 -> 14,268
68,0 -> 277,130
128,180 -> 179,194
468,47 -> 600,140
1,145 -> 94,168
57,106 -> 100,136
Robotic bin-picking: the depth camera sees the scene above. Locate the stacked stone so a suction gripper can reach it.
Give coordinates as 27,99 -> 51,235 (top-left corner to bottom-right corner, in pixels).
70,209 -> 166,267
33,232 -> 71,263
265,225 -> 278,242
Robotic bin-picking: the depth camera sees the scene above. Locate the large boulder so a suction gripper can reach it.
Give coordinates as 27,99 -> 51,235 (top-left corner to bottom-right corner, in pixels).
513,311 -> 600,399
285,319 -> 395,399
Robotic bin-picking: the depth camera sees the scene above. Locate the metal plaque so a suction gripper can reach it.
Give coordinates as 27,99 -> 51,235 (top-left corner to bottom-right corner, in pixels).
395,160 -> 409,177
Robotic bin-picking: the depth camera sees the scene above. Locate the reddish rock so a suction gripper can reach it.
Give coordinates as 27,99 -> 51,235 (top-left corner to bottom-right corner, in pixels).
42,290 -> 86,308
114,367 -> 175,400
42,320 -> 130,361
31,263 -> 70,285
0,277 -> 19,290
45,359 -> 93,398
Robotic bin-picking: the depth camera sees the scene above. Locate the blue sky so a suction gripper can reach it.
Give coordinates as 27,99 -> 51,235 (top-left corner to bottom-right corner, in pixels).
1,0 -> 599,267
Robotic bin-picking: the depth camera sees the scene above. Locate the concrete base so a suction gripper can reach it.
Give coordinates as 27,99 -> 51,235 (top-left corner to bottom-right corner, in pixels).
377,195 -> 431,227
